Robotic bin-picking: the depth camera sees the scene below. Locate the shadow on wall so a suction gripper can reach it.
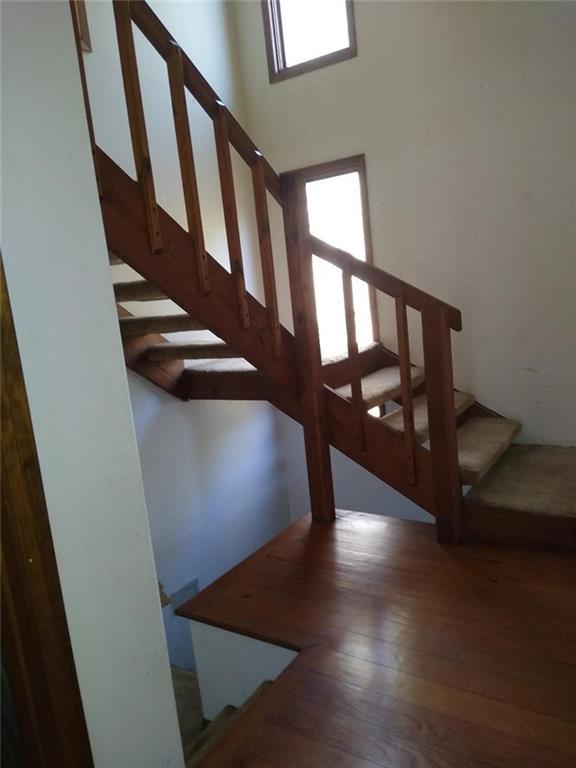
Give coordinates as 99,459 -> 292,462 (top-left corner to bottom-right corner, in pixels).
127,373 -> 292,669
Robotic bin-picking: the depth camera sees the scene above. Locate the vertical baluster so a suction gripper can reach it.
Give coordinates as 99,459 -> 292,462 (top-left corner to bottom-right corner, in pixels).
395,294 -> 416,484
113,0 -> 162,254
342,267 -> 365,450
69,0 -> 102,197
213,102 -> 250,329
252,151 -> 281,357
281,173 -> 335,524
167,41 -> 210,294
422,307 -> 462,543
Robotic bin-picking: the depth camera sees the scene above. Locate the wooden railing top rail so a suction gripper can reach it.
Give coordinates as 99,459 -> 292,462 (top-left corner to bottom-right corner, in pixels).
128,0 -> 282,203
309,235 -> 462,331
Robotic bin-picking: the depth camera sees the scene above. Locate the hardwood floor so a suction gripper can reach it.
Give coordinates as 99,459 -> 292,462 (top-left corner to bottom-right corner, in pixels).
177,511 -> 576,767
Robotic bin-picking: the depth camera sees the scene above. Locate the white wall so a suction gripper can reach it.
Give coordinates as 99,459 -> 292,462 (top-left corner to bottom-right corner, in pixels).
1,2 -> 184,766
230,0 -> 576,522
233,1 -> 576,449
128,375 -> 291,668
82,0 -> 292,668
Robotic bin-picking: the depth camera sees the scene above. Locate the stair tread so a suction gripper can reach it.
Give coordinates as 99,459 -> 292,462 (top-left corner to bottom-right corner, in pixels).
465,444 -> 576,517
114,279 -> 166,302
458,417 -> 521,486
381,390 -> 474,442
146,341 -> 242,362
335,365 -> 425,409
120,313 -> 205,336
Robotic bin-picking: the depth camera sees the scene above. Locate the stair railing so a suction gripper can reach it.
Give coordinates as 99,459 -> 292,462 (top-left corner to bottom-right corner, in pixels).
75,0 -> 464,538
307,234 -> 463,543
110,0 -> 284,351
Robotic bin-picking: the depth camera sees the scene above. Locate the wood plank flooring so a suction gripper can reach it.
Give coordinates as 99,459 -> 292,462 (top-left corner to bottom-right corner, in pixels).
177,511 -> 576,767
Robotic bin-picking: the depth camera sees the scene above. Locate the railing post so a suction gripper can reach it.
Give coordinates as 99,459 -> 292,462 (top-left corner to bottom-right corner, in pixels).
281,173 -> 335,524
422,307 -> 462,543
395,293 -> 416,484
342,265 -> 365,450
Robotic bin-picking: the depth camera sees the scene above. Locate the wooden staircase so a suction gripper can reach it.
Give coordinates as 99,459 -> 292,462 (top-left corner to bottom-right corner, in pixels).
74,0 -> 574,548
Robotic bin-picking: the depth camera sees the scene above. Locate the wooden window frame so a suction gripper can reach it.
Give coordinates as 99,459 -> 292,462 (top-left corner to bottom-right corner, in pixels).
261,0 -> 357,84
289,154 -> 381,345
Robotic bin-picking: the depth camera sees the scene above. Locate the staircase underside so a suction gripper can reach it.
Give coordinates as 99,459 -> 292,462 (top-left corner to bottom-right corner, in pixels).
176,510 -> 576,767
100,147 -> 437,513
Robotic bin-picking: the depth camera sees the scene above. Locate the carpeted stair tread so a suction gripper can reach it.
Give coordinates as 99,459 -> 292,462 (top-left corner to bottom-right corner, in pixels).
146,342 -> 241,361
335,365 -> 425,409
465,445 -> 576,517
457,417 -> 521,486
381,390 -> 474,443
120,313 -> 205,336
114,279 -> 166,302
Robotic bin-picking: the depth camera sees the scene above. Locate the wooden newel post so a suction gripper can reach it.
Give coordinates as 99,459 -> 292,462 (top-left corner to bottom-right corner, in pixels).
281,173 -> 336,524
422,307 -> 462,543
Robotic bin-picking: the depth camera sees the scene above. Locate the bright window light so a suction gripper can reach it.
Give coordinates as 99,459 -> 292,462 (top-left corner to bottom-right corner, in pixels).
278,0 -> 351,68
306,172 -> 374,359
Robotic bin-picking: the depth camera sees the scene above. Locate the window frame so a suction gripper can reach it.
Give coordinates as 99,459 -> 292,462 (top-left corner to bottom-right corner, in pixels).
261,0 -> 357,84
289,154 -> 381,345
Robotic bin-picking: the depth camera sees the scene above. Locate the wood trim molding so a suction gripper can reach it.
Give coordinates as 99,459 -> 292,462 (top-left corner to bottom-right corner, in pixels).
262,0 -> 357,84
1,261 -> 93,768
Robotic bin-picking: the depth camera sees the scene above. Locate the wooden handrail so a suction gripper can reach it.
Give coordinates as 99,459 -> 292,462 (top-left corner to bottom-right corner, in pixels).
309,235 -> 462,331
128,0 -> 282,203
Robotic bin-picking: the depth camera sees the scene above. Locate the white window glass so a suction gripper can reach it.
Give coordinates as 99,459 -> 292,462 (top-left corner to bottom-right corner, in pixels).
305,172 -> 373,359
278,0 -> 350,68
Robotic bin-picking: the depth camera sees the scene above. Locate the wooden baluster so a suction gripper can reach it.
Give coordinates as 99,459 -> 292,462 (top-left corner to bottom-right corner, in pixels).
342,266 -> 365,450
422,307 -> 462,543
252,151 -> 281,357
281,173 -> 335,524
167,41 -> 210,294
113,0 -> 162,254
213,102 -> 250,329
69,1 -> 102,198
395,294 -> 416,484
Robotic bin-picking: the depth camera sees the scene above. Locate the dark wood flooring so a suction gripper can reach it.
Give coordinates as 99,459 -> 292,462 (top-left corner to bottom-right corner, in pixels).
178,510 -> 576,767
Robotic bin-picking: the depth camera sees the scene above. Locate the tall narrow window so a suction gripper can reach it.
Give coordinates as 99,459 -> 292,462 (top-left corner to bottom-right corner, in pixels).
262,0 -> 356,83
296,156 -> 379,360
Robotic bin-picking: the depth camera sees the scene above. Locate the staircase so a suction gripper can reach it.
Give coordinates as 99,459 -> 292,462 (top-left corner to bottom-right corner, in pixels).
73,0 -> 575,548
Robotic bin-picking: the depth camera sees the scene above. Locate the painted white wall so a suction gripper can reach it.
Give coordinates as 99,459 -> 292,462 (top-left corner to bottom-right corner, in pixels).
82,0 -> 292,667
230,0 -> 576,521
189,621 -> 296,720
1,2 -> 184,766
128,374 -> 291,668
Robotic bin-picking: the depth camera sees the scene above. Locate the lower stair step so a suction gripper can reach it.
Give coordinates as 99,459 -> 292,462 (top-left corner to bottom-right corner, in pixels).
335,365 -> 425,409
463,445 -> 576,548
458,417 -> 521,485
187,705 -> 237,766
119,313 -> 205,336
146,342 -> 241,362
114,280 -> 166,302
381,390 -> 474,443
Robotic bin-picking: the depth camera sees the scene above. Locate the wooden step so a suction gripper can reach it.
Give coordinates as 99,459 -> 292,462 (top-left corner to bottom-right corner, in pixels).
381,390 -> 475,443
457,417 -> 521,485
113,280 -> 166,302
145,342 -> 242,362
187,705 -> 238,766
119,314 -> 205,337
334,365 -> 425,409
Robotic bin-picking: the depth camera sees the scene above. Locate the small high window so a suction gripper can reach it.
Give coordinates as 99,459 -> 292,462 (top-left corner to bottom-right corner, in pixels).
262,0 -> 357,83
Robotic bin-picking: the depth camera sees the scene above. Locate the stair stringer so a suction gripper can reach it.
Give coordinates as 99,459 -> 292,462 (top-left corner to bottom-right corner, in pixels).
100,148 -> 436,515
